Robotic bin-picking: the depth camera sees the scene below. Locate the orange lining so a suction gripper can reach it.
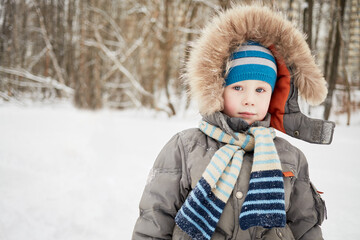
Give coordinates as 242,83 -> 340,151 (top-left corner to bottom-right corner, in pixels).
283,171 -> 295,177
268,45 -> 291,133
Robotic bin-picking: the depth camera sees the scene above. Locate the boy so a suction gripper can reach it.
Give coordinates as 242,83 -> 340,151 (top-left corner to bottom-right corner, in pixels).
132,5 -> 334,240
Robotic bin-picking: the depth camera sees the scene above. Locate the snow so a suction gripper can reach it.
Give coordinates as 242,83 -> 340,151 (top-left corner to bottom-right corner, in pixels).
0,103 -> 359,240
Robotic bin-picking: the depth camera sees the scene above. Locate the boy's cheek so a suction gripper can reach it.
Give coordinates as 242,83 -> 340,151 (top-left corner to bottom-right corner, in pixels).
223,105 -> 233,116
259,106 -> 270,120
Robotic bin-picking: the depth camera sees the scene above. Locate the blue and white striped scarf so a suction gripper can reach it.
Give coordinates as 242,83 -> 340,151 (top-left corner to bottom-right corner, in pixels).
175,121 -> 286,240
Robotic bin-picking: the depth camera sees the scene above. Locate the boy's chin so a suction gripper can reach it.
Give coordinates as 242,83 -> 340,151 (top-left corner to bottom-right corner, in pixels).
226,114 -> 254,125
235,115 -> 256,125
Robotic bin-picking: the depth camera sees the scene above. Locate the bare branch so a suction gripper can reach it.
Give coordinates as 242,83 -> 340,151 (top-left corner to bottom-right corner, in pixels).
27,47 -> 47,71
32,1 -> 66,86
0,92 -> 26,106
88,28 -> 153,97
120,37 -> 144,62
87,6 -> 126,45
124,89 -> 142,107
0,92 -> 11,101
104,82 -> 132,89
101,65 -> 119,82
0,66 -> 74,94
107,101 -> 134,108
177,27 -> 202,35
2,78 -> 52,88
193,0 -> 222,12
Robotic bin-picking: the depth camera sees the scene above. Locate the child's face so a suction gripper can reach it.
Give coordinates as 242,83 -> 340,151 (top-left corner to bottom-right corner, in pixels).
222,80 -> 272,125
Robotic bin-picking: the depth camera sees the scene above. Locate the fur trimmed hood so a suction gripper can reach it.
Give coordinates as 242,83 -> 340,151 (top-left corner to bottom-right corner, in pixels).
187,5 -> 326,114
186,5 -> 335,144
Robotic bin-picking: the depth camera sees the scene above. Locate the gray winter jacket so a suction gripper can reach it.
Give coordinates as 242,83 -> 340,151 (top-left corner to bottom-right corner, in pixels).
132,113 -> 326,240
133,4 -> 333,239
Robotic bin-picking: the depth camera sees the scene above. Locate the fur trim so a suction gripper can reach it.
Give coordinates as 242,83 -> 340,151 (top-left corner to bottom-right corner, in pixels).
186,5 -> 327,116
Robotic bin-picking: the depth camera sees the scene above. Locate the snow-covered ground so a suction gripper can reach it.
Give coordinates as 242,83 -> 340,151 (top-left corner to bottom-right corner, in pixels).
0,103 -> 359,240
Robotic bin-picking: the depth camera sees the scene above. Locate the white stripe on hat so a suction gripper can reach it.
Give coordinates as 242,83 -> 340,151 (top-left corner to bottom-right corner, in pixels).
235,45 -> 274,55
229,57 -> 277,73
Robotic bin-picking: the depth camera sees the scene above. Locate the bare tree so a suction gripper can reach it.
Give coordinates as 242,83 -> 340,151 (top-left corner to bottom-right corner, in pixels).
0,0 -> 359,122
303,0 -> 314,50
324,0 -> 347,120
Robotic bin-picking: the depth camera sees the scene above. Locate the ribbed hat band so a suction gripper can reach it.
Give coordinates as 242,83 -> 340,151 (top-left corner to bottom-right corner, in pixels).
225,41 -> 277,90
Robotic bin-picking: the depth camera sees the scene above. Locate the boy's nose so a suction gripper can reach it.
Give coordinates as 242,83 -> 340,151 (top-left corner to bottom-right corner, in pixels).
242,92 -> 255,106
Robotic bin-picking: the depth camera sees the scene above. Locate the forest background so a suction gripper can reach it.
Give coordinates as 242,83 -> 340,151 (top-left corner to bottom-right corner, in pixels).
1,1 -> 360,240
0,0 -> 359,124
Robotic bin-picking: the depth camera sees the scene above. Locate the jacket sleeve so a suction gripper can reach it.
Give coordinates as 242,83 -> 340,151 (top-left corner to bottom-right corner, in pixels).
287,149 -> 326,240
132,133 -> 190,240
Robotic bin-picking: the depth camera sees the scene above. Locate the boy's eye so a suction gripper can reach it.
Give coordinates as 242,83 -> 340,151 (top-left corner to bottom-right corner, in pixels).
256,88 -> 265,93
233,86 -> 243,91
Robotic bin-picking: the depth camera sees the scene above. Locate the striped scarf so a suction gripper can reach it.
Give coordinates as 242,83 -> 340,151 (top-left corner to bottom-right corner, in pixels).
175,121 -> 286,240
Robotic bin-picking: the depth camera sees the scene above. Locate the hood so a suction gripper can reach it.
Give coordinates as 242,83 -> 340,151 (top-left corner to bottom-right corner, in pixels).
186,4 -> 335,144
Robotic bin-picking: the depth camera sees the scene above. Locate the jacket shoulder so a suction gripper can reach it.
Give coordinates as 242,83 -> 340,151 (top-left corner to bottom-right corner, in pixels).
179,128 -> 205,144
179,128 -> 222,152
152,128 -> 206,168
179,127 -> 203,138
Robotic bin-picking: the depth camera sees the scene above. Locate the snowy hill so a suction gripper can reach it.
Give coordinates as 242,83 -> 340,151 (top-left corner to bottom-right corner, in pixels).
0,104 -> 359,240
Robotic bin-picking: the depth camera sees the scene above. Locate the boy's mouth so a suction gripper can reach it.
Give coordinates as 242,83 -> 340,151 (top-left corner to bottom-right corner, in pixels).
238,112 -> 255,117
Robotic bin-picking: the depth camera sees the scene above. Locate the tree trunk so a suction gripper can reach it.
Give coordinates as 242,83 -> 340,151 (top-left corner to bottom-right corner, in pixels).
160,0 -> 176,116
20,1 -> 28,68
288,0 -> 294,21
218,0 -> 231,10
324,0 -> 347,120
323,1 -> 337,81
74,0 -> 88,108
314,0 -> 324,52
64,0 -> 75,88
303,0 -> 313,50
91,0 -> 103,109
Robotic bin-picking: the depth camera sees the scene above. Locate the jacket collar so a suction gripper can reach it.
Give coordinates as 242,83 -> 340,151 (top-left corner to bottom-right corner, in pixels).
202,112 -> 270,140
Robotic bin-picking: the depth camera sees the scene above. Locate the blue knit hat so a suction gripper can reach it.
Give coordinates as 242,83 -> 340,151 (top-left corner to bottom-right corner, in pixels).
225,41 -> 277,91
